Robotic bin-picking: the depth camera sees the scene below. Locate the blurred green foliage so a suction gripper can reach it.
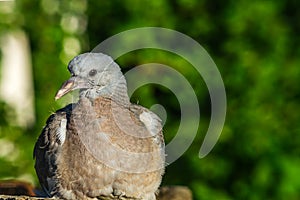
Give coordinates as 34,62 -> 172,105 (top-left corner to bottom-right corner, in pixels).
1,0 -> 300,199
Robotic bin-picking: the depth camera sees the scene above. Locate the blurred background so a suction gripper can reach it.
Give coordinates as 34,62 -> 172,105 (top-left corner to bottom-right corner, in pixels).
0,0 -> 300,199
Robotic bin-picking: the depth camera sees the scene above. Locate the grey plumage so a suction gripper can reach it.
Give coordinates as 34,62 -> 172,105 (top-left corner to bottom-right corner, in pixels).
34,53 -> 165,200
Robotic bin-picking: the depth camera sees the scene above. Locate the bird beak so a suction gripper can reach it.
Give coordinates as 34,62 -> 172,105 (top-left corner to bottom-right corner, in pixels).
55,76 -> 89,100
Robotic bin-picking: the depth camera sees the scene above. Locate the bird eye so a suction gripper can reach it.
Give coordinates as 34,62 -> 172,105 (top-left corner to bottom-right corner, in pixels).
89,69 -> 97,77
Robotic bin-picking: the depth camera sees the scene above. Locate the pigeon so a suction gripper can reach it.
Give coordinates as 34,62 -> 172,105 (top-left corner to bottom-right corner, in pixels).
34,53 -> 165,200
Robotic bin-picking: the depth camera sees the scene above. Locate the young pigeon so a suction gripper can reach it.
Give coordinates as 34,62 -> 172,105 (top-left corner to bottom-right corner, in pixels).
34,53 -> 165,200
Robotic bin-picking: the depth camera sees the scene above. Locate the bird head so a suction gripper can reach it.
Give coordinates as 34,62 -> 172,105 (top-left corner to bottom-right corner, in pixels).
55,53 -> 125,100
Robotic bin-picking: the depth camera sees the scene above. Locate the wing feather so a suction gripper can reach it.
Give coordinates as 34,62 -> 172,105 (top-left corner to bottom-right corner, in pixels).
33,104 -> 73,196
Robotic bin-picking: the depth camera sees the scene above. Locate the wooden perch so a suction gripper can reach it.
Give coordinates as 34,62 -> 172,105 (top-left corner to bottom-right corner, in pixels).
0,180 -> 193,199
0,196 -> 51,200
